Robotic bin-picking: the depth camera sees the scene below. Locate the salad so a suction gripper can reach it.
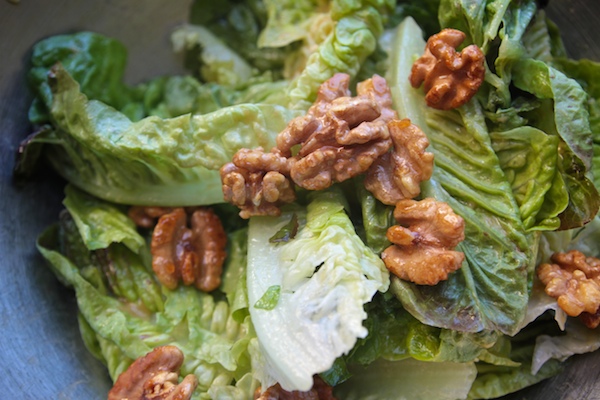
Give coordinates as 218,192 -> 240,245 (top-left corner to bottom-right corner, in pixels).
16,0 -> 600,399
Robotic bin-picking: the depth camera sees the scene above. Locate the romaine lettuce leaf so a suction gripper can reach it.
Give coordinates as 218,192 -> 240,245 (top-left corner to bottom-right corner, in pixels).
489,127 -> 567,231
387,17 -> 532,335
553,57 -> 600,190
172,24 -> 254,87
258,0 -> 325,48
62,185 -> 145,252
531,317 -> 600,376
28,31 -> 137,123
286,0 -> 394,109
247,189 -> 389,391
438,0 -> 511,53
513,59 -> 600,228
43,64 -> 300,206
38,205 -> 259,399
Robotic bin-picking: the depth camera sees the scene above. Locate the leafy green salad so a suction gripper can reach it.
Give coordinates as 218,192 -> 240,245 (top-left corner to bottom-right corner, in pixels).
18,0 -> 600,399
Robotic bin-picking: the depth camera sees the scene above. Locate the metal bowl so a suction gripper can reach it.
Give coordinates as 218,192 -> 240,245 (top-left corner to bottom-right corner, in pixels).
1,1 -> 598,398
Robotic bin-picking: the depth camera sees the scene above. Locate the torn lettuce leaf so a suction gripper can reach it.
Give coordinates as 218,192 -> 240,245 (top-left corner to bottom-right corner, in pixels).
552,57 -> 600,190
531,319 -> 600,375
37,205 -> 259,400
512,60 -> 600,229
172,24 -> 254,87
258,0 -> 326,48
388,17 -> 532,335
27,31 -> 137,124
286,0 -> 394,109
62,185 -> 145,253
438,0 -> 511,53
247,189 -> 389,391
43,64 -> 300,206
489,127 -> 567,231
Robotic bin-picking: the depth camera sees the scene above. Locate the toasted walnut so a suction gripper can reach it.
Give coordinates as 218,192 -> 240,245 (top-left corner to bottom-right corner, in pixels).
382,198 -> 465,285
128,206 -> 175,229
364,119 -> 434,205
254,376 -> 337,400
108,346 -> 198,400
537,250 -> 600,320
409,28 -> 485,110
279,73 -> 397,190
221,147 -> 296,219
151,207 -> 226,291
580,307 -> 600,329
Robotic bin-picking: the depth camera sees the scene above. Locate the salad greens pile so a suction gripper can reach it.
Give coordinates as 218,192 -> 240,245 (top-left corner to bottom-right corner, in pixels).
19,0 -> 600,398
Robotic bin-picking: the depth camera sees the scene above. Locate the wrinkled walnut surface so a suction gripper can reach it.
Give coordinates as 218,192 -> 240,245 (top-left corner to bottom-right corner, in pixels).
220,148 -> 296,219
538,250 -> 600,321
128,206 -> 175,229
151,207 -> 226,292
108,346 -> 197,400
364,119 -> 434,205
284,73 -> 397,190
221,73 -> 404,218
382,198 -> 465,285
254,376 -> 337,400
409,28 -> 485,110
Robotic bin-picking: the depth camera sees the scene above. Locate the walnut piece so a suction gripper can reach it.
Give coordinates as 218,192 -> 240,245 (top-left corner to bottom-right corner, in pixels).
537,250 -> 600,321
254,376 -> 337,400
220,147 -> 296,219
283,73 -> 398,190
382,198 -> 465,285
409,28 -> 485,110
128,206 -> 175,229
364,119 -> 434,205
108,346 -> 198,400
151,207 -> 226,291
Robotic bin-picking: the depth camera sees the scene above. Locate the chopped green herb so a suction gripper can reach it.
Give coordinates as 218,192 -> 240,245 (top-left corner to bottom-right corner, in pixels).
254,285 -> 281,310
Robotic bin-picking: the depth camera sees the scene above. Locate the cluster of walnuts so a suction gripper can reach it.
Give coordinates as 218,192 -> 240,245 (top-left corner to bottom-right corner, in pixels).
538,250 -> 600,329
220,73 -> 435,218
221,72 -> 467,286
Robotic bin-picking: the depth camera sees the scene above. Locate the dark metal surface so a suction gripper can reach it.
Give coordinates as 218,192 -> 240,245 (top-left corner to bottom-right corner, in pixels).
0,1 -> 598,399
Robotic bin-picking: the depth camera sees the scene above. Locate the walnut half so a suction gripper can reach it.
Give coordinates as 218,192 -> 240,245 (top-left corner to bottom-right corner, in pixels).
108,346 -> 197,400
409,28 -> 485,110
151,207 -> 227,292
382,198 -> 465,285
220,147 -> 296,219
364,118 -> 434,205
537,250 -> 600,327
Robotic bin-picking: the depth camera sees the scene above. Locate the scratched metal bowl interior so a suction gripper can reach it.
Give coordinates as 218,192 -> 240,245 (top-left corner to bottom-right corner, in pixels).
1,1 -> 599,399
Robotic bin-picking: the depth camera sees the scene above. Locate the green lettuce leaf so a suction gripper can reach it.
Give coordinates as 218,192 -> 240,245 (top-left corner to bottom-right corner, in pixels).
43,64 -> 300,206
172,24 -> 254,87
489,127 -> 567,231
38,209 -> 259,399
553,57 -> 600,190
387,17 -> 532,335
532,320 -> 600,375
286,0 -> 394,109
513,60 -> 599,228
62,185 -> 145,252
247,189 -> 389,391
189,0 -> 291,73
28,31 -> 137,123
438,0 -> 511,53
258,0 -> 325,48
